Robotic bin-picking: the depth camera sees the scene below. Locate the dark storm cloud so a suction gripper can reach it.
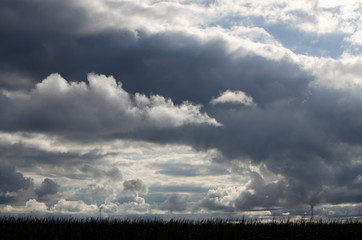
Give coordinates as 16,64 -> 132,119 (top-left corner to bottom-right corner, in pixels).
0,164 -> 32,193
0,0 -> 310,106
35,178 -> 59,201
0,164 -> 33,203
0,0 -> 90,89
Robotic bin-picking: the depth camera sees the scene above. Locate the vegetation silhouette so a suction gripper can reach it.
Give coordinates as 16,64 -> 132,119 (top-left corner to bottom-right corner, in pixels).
0,217 -> 361,239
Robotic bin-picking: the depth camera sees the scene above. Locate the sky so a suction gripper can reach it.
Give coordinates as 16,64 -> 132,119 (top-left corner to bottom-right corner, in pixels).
0,0 -> 362,220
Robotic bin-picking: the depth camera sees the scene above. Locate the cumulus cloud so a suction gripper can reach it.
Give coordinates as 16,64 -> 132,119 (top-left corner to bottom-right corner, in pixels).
3,197 -> 151,216
197,186 -> 245,212
0,73 -> 220,136
100,197 -> 150,215
51,199 -> 98,214
210,90 -> 255,106
25,199 -> 49,213
302,54 -> 362,89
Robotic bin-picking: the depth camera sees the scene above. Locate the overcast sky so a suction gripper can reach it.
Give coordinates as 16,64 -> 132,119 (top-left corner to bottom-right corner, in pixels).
1,0 -> 362,220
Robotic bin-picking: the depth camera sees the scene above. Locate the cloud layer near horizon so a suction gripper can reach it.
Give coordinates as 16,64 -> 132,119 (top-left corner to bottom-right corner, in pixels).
1,0 -> 362,218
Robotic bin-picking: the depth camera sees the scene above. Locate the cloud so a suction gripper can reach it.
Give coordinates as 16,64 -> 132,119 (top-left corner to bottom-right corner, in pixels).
210,0 -> 360,35
123,179 -> 148,195
0,164 -> 33,204
0,140 -> 106,171
100,197 -> 150,215
153,161 -> 229,177
210,90 -> 255,106
149,185 -> 209,194
80,165 -> 122,182
0,165 -> 32,193
51,199 -> 98,214
35,178 -> 60,202
345,29 -> 362,47
0,72 -> 34,90
70,0 -> 362,36
317,202 -> 362,218
303,54 -> 362,89
197,186 -> 245,212
0,73 -> 220,137
2,197 -> 151,216
0,0 -> 313,103
25,199 -> 48,213
159,193 -> 188,212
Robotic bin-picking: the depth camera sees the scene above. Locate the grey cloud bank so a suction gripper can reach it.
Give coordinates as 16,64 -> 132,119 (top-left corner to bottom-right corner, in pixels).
0,0 -> 362,219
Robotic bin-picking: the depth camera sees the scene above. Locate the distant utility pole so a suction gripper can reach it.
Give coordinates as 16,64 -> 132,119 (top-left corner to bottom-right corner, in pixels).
310,203 -> 315,221
99,206 -> 103,220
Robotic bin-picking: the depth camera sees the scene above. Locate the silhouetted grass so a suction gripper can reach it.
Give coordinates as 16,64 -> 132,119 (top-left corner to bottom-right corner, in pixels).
0,217 -> 361,239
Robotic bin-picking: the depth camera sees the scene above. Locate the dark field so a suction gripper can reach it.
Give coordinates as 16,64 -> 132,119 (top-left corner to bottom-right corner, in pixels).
0,217 -> 361,240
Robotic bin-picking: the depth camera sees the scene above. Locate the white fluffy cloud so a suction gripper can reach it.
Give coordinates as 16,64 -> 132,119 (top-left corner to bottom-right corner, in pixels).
300,54 -> 362,89
210,90 -> 255,106
25,199 -> 48,213
198,186 -> 246,211
101,197 -> 151,215
51,199 -> 98,214
1,73 -> 221,135
345,29 -> 362,47
1,197 -> 151,216
76,0 -> 362,36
